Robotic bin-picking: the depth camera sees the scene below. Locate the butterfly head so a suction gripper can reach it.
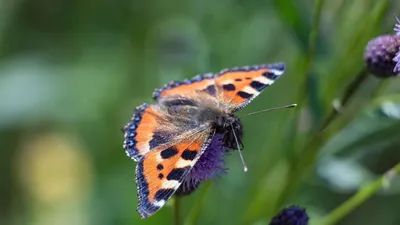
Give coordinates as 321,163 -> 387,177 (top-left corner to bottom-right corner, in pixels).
214,113 -> 243,149
215,113 -> 240,131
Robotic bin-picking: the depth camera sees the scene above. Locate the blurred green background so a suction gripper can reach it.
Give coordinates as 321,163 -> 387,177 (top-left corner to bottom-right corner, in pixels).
1,0 -> 400,225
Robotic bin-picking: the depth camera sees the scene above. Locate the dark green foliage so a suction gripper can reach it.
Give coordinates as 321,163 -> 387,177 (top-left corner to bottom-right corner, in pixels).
1,1 -> 400,225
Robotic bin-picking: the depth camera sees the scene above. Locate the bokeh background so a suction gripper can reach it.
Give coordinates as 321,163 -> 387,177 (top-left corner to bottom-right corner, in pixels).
1,0 -> 400,225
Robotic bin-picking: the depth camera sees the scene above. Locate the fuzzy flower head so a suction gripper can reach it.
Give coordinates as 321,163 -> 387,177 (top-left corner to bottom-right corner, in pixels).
364,17 -> 400,78
269,205 -> 309,225
364,35 -> 400,78
175,133 -> 231,196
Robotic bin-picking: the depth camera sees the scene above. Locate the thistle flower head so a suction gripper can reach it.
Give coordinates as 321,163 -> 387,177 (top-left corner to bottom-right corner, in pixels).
175,133 -> 230,195
364,35 -> 400,78
364,16 -> 400,78
269,205 -> 309,225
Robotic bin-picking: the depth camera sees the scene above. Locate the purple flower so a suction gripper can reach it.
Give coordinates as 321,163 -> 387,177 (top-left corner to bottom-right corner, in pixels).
394,16 -> 400,73
175,133 -> 230,196
364,35 -> 400,78
364,16 -> 400,77
269,205 -> 309,225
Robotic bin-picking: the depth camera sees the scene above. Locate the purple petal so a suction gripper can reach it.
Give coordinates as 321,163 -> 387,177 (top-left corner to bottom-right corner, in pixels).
177,133 -> 230,194
188,133 -> 229,182
395,16 -> 400,36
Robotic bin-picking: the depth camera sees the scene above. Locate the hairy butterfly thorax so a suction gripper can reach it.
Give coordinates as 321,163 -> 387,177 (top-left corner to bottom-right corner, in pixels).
215,114 -> 243,150
177,104 -> 244,150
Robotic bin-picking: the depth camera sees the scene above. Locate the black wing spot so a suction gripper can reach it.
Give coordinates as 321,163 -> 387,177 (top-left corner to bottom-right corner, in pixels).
181,150 -> 197,160
235,78 -> 242,82
263,71 -> 278,80
222,84 -> 236,91
157,164 -> 164,170
245,77 -> 252,80
250,81 -> 267,91
237,91 -> 253,99
204,85 -> 216,96
160,147 -> 178,159
167,167 -> 189,181
158,173 -> 164,179
149,132 -> 170,149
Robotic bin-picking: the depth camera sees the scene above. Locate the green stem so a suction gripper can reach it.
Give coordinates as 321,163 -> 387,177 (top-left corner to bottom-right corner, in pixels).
319,162 -> 400,225
0,0 -> 25,54
184,181 -> 211,225
174,196 -> 181,225
283,0 -> 325,135
273,0 -> 325,213
297,0 -> 324,102
371,79 -> 390,99
320,67 -> 369,130
275,68 -> 371,214
305,0 -> 324,71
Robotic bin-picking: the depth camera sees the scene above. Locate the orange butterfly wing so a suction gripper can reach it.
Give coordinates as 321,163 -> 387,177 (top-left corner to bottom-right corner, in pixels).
123,104 -> 178,162
123,103 -> 213,218
152,63 -> 285,112
214,63 -> 285,111
153,73 -> 216,102
136,134 -> 211,218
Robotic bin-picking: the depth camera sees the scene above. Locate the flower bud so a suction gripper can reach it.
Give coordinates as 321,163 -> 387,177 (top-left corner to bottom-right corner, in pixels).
269,205 -> 309,225
364,35 -> 400,78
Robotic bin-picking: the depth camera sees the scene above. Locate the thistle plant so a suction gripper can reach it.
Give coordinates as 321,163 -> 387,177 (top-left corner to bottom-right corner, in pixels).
364,21 -> 400,78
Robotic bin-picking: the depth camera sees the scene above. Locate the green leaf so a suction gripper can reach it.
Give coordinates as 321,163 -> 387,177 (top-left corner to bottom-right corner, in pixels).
321,95 -> 400,157
273,0 -> 310,51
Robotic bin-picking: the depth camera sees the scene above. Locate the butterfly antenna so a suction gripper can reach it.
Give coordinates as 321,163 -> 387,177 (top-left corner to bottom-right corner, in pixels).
239,103 -> 297,118
230,123 -> 248,172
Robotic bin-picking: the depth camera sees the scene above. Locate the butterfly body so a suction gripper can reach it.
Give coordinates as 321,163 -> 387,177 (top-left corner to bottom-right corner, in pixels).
123,63 -> 286,218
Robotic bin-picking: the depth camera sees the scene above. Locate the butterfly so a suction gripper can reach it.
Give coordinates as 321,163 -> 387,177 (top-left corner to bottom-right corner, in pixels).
123,62 -> 286,218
